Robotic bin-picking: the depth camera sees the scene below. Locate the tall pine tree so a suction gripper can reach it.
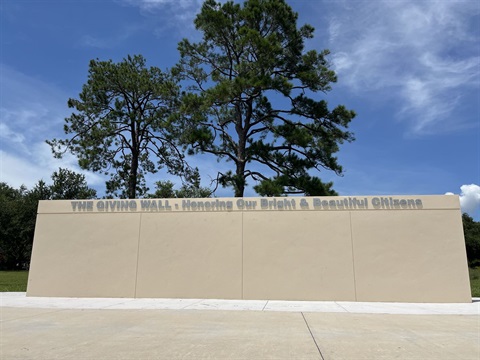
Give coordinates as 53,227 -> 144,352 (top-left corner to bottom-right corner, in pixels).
177,0 -> 356,196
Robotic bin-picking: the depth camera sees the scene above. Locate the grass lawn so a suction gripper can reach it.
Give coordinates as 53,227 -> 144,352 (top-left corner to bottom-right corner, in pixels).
469,267 -> 480,297
1,269 -> 480,298
0,271 -> 29,292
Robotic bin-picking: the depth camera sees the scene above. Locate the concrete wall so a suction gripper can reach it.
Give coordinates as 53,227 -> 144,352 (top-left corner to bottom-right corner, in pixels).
27,195 -> 472,302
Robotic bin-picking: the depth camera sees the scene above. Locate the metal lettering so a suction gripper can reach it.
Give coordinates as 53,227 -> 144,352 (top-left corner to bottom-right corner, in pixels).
237,199 -> 245,209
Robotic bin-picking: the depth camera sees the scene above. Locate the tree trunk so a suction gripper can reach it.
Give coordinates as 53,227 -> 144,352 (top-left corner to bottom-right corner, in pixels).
234,161 -> 245,197
128,151 -> 139,199
234,104 -> 247,198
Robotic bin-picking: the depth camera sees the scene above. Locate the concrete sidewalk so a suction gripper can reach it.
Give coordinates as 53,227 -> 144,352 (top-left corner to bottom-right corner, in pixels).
2,293 -> 480,314
1,293 -> 479,360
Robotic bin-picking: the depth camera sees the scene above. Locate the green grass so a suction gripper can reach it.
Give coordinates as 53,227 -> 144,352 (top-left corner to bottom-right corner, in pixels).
1,269 -> 480,298
469,266 -> 480,297
0,271 -> 29,292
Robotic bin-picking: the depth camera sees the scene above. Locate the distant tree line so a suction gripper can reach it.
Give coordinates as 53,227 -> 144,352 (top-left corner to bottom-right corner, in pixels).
0,169 -> 96,270
463,213 -> 480,267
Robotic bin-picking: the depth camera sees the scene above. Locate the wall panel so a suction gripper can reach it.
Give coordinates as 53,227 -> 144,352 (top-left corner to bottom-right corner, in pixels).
242,211 -> 355,300
27,213 -> 141,298
135,212 -> 243,299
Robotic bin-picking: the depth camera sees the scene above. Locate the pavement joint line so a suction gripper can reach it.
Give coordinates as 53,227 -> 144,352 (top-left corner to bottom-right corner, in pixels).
301,312 -> 325,360
261,300 -> 269,311
181,299 -> 205,309
335,301 -> 350,313
0,308 -> 71,323
102,300 -> 136,309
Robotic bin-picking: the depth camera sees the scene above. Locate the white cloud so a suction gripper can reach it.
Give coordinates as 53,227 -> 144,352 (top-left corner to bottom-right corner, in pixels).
119,0 -> 204,35
80,24 -> 144,49
0,145 -> 104,189
0,64 -> 105,191
122,0 -> 203,11
0,150 -> 45,188
80,35 -> 111,49
459,184 -> 480,215
325,0 -> 480,135
0,64 -> 68,162
0,64 -> 66,134
0,122 -> 25,144
118,0 -> 230,37
446,184 -> 480,215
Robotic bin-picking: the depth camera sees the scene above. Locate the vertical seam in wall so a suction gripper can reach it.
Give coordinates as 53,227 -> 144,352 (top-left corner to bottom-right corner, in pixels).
133,213 -> 143,298
349,211 -> 358,301
241,209 -> 244,299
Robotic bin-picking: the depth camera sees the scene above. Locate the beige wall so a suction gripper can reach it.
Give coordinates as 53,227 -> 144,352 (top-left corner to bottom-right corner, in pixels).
27,195 -> 472,302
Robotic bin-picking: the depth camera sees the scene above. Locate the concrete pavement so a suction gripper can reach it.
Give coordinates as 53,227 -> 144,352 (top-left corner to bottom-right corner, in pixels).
1,293 -> 479,359
2,293 -> 479,314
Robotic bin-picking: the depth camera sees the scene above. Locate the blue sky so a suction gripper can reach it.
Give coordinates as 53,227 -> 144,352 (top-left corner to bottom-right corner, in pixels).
0,0 -> 479,218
